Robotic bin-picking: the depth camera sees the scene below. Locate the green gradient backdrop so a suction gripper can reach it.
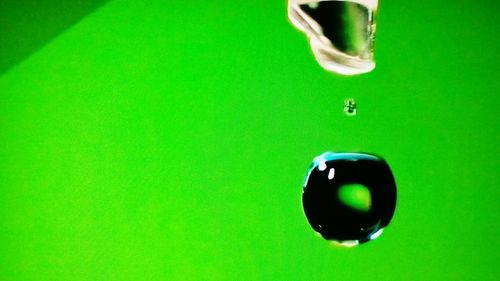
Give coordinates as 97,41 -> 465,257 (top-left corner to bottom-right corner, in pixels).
1,0 -> 499,280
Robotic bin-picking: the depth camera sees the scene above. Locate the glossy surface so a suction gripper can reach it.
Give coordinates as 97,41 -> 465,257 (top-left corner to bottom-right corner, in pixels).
288,0 -> 376,75
303,152 -> 396,244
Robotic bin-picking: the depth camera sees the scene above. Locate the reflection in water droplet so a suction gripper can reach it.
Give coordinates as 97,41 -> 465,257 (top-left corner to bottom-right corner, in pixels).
288,0 -> 378,75
337,183 -> 371,212
302,152 -> 397,246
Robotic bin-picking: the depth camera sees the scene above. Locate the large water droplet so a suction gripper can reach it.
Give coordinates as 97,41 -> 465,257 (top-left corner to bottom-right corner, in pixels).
302,152 -> 397,246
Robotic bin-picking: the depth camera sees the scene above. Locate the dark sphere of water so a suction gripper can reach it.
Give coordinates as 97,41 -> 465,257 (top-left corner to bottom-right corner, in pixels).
302,152 -> 397,246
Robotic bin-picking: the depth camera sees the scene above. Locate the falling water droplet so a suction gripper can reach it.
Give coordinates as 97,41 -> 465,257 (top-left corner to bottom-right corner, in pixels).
344,98 -> 357,116
302,152 -> 397,246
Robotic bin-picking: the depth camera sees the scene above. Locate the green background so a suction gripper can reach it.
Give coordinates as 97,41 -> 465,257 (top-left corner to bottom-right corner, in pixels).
1,0 -> 499,280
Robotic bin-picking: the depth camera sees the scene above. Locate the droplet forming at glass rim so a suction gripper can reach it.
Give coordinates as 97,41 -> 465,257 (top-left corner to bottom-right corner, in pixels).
288,0 -> 378,75
302,152 -> 396,246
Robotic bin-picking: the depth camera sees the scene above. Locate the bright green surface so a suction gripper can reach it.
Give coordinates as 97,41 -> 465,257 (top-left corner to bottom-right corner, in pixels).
1,0 -> 499,280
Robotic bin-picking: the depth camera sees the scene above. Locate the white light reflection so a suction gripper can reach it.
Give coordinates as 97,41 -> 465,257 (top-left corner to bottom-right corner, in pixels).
328,168 -> 335,180
331,240 -> 359,248
318,161 -> 327,171
369,229 -> 384,240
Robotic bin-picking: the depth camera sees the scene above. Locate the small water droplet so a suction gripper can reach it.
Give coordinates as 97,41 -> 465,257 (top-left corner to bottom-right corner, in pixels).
344,98 -> 357,116
302,152 -> 397,246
